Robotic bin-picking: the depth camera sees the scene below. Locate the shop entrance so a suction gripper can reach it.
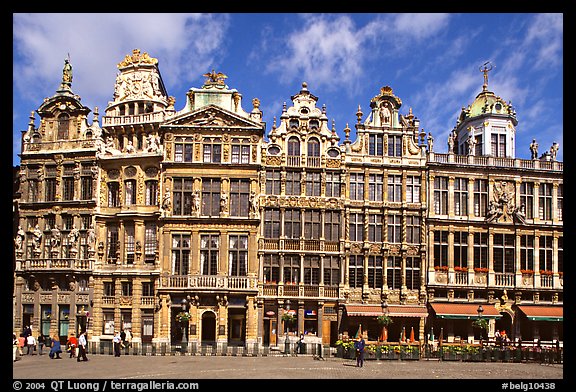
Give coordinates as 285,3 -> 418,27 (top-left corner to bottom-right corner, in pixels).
201,311 -> 216,343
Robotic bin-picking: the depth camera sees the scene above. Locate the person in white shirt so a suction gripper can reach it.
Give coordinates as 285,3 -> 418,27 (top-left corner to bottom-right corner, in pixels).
113,331 -> 122,357
26,334 -> 36,355
77,331 -> 88,362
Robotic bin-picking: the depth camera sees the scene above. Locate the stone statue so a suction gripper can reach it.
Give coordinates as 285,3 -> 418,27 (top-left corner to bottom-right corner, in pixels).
125,140 -> 135,153
249,191 -> 260,217
162,189 -> 171,211
427,132 -> 434,152
62,58 -> 73,84
32,224 -> 42,250
68,225 -> 80,246
147,134 -> 160,153
550,142 -> 559,161
485,200 -> 503,223
87,226 -> 96,249
530,139 -> 538,160
467,134 -> 477,155
14,226 -> 25,251
447,132 -> 454,152
50,226 -> 61,249
220,192 -> 228,213
104,137 -> 119,155
192,189 -> 200,215
513,204 -> 527,225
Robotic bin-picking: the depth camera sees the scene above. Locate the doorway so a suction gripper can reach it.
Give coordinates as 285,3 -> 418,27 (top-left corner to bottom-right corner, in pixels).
201,311 -> 216,343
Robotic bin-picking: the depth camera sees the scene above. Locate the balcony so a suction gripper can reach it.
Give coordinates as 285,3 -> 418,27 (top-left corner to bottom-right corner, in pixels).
494,273 -> 515,287
18,258 -> 93,271
159,274 -> 257,291
22,139 -> 96,153
262,283 -> 340,299
429,153 -> 562,171
102,111 -> 165,127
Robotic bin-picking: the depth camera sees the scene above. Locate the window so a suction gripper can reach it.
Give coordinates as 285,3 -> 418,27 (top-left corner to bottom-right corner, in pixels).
45,178 -> 57,202
324,210 -> 340,242
405,257 -> 420,290
367,256 -> 383,288
305,172 -> 321,196
81,176 -> 93,200
231,139 -> 250,164
57,114 -> 70,140
453,231 -> 468,269
406,176 -> 421,203
303,256 -> 320,284
173,178 -> 194,215
285,171 -> 301,196
558,237 -> 563,275
304,210 -> 321,240
307,138 -> 321,167
473,179 -> 488,217
171,234 -> 190,275
386,256 -> 401,289
263,254 -> 280,284
406,216 -> 420,244
283,255 -> 300,284
201,178 -> 221,216
493,234 -> 515,273
174,137 -> 193,162
145,180 -> 158,206
284,209 -> 301,239
287,137 -> 300,166
264,209 -> 280,238
491,132 -> 506,157
454,178 -> 468,216
323,256 -> 340,286
368,214 -> 383,242
142,282 -> 154,297
108,182 -> 120,207
62,214 -> 74,231
203,138 -> 221,163
104,282 -> 115,297
265,170 -> 281,195
348,255 -> 364,288
125,223 -> 135,264
144,223 -> 157,264
349,173 -> 364,200
387,174 -> 402,202
229,235 -> 248,276
433,230 -> 448,268
62,165 -> 75,201
539,235 -> 553,272
325,172 -> 341,197
539,183 -> 552,220
473,232 -> 488,270
387,215 -> 401,243
349,213 -> 364,242
387,135 -> 402,157
45,214 -> 56,230
125,180 -> 136,206
28,179 -> 39,202
557,184 -> 563,221
121,281 -> 133,297
520,235 -> 534,272
520,182 -> 534,219
433,177 -> 448,214
474,135 -> 483,156
106,224 -> 119,264
200,234 -> 219,275
369,134 -> 384,156
229,179 -> 250,217
369,174 -> 383,201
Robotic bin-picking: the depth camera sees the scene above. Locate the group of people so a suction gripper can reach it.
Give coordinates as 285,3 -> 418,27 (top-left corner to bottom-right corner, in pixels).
113,328 -> 133,357
12,327 -> 89,362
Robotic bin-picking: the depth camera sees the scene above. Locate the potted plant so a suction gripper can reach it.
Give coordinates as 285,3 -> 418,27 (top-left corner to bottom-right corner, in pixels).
176,311 -> 191,323
377,314 -> 393,342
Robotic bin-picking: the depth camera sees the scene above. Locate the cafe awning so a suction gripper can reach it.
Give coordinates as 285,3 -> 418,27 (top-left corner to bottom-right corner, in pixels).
430,303 -> 502,320
345,304 -> 428,318
517,305 -> 563,322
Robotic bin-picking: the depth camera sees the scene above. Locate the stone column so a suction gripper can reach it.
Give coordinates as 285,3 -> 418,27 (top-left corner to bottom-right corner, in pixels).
132,276 -> 142,343
246,296 -> 257,344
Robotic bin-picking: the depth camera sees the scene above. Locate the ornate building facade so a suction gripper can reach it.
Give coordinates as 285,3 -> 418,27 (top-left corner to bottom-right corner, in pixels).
13,50 -> 562,348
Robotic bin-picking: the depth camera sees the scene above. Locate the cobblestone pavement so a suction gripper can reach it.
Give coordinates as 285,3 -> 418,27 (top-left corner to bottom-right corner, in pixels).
13,353 -> 563,381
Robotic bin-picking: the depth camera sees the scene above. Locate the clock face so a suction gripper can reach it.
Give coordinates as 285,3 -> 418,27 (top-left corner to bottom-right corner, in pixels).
59,104 -> 67,110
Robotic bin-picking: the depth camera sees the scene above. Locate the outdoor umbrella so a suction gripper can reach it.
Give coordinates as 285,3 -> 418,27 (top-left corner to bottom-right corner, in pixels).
401,326 -> 406,342
379,326 -> 388,342
409,326 -> 415,343
439,327 -> 444,347
355,324 -> 362,338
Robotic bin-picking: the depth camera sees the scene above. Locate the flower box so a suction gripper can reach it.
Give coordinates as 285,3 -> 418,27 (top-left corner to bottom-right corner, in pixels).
474,267 -> 489,273
539,270 -> 554,276
434,265 -> 449,272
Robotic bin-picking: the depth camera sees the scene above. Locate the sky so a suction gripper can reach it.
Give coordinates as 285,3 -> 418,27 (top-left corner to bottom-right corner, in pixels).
12,13 -> 563,166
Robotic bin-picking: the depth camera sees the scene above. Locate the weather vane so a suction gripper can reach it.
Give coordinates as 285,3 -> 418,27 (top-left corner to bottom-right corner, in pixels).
479,61 -> 494,91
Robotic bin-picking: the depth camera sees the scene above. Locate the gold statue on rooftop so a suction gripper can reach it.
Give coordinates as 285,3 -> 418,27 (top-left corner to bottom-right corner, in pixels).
203,69 -> 227,85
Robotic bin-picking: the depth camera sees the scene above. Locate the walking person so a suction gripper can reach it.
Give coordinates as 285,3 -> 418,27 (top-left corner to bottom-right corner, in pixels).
66,333 -> 78,358
26,334 -> 36,355
17,334 -> 26,356
13,334 -> 19,362
77,331 -> 88,362
37,334 -> 46,355
48,335 -> 62,359
125,328 -> 133,348
354,334 -> 366,367
296,331 -> 304,354
113,330 -> 122,357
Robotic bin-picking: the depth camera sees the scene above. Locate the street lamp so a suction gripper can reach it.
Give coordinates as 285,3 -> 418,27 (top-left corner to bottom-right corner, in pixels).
477,304 -> 484,343
181,298 -> 188,349
284,300 -> 291,355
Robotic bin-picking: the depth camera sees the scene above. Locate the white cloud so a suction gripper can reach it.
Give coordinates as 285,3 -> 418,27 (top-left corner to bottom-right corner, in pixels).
524,13 -> 563,69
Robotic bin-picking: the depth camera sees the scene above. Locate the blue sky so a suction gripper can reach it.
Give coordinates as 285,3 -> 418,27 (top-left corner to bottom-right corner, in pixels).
12,13 -> 563,166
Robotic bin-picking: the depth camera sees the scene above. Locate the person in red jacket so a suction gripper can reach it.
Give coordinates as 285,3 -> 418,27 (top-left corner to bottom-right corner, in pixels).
66,333 -> 78,358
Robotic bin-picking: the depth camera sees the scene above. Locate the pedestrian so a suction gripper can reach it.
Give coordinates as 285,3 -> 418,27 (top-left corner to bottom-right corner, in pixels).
17,334 -> 25,356
125,328 -> 132,348
120,329 -> 126,345
77,331 -> 88,362
354,334 -> 366,367
113,330 -> 122,357
37,334 -> 46,355
66,332 -> 78,358
297,331 -> 304,354
26,334 -> 36,355
13,334 -> 19,362
48,335 -> 62,359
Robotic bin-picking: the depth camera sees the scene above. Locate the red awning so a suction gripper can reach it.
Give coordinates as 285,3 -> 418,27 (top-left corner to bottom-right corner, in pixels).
518,305 -> 563,321
430,303 -> 502,319
345,304 -> 428,318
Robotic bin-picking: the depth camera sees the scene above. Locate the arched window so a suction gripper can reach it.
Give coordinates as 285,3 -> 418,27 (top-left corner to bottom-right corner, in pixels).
287,137 -> 300,167
307,138 -> 320,167
57,113 -> 70,140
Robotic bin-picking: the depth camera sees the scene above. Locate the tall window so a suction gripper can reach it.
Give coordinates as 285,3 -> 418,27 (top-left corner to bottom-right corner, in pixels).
124,223 -> 135,264
107,182 -> 120,207
173,178 -> 193,215
387,175 -> 402,202
305,172 -> 321,196
557,184 -> 563,221
284,209 -> 301,239
62,165 -> 75,201
474,135 -> 483,156
324,210 -> 340,242
387,135 -> 402,157
473,179 -> 488,217
434,177 -> 448,214
142,282 -> 154,297
285,171 -> 301,196
369,134 -> 383,156
174,137 -> 193,162
519,235 -> 534,272
229,234 -> 248,276
264,209 -> 280,238
45,178 -> 57,202
538,183 -> 552,220
558,237 -> 563,275
405,257 -> 420,290
229,179 -> 249,217
406,175 -> 421,203
203,137 -> 221,163
28,178 -> 39,202
348,255 -> 363,288
454,178 -> 468,216
145,180 -> 158,206
266,169 -> 281,195
453,231 -> 468,269
324,256 -> 340,286
125,180 -> 136,206
81,173 -> 93,200
493,233 -> 515,273
433,230 -> 448,268
57,113 -> 70,140
325,172 -> 341,197
304,210 -> 321,239
287,137 -> 300,166
307,138 -> 321,167
367,256 -> 383,288
349,213 -> 364,242
171,234 -> 190,275
539,235 -> 553,272
263,254 -> 280,284
369,174 -> 383,201
520,182 -> 534,219
386,256 -> 401,289
473,232 -> 488,270
144,223 -> 157,264
106,224 -> 119,264
231,138 -> 250,164
283,255 -> 300,284
200,234 -> 219,275
201,178 -> 221,216
349,173 -> 364,200
491,132 -> 506,157
303,256 -> 320,284
406,216 -> 420,244
387,215 -> 401,243
368,214 -> 383,242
